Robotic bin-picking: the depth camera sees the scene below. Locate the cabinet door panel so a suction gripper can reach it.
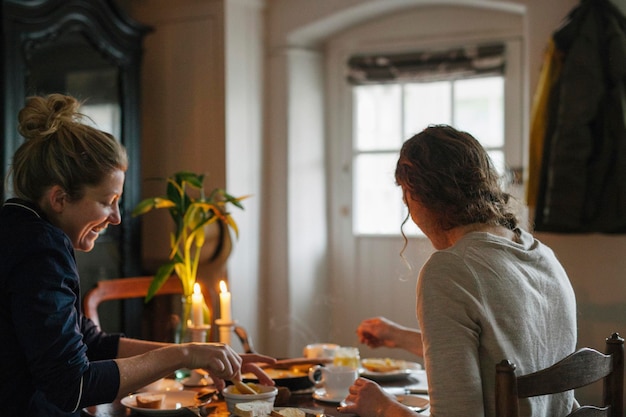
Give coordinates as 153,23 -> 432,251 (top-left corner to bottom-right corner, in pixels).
1,0 -> 150,335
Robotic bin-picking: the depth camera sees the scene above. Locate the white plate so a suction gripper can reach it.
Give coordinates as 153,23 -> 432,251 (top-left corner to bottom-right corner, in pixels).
137,378 -> 184,393
312,388 -> 346,404
396,395 -> 430,412
121,390 -> 202,416
341,395 -> 429,413
359,360 -> 422,381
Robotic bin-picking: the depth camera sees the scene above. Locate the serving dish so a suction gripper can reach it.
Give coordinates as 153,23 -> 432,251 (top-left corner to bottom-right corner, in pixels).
244,366 -> 314,391
222,383 -> 278,413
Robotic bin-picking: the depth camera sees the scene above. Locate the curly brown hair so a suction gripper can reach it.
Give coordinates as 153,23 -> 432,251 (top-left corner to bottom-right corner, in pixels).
395,125 -> 517,232
10,94 -> 127,202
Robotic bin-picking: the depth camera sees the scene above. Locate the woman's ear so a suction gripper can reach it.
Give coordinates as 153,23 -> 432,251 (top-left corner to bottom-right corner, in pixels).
46,185 -> 68,213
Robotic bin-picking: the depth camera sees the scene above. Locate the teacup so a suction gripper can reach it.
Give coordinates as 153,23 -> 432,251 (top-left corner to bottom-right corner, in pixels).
303,343 -> 340,359
308,365 -> 358,400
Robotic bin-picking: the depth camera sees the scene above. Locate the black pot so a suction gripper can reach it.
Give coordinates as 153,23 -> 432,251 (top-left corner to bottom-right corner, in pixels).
243,367 -> 314,392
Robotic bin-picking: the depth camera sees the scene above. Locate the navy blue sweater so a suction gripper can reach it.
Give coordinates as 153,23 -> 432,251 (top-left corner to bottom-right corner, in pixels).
0,199 -> 121,416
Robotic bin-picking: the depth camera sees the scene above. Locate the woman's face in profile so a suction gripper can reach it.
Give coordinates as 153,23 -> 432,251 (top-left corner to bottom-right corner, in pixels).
57,169 -> 125,252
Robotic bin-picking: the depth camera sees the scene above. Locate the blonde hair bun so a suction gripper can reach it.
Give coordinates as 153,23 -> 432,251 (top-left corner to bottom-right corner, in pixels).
17,94 -> 84,141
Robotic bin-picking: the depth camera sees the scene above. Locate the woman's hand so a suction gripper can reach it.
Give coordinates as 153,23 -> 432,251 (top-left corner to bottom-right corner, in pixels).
187,343 -> 242,388
240,353 -> 277,386
338,378 -> 400,417
357,316 -> 402,348
193,346 -> 276,390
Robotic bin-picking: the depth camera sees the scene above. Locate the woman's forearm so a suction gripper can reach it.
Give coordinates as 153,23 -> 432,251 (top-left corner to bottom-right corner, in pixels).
117,337 -> 169,358
114,344 -> 186,398
395,327 -> 424,357
114,342 -> 248,399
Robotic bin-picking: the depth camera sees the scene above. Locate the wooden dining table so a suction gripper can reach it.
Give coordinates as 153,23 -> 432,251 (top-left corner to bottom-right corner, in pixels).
80,370 -> 429,417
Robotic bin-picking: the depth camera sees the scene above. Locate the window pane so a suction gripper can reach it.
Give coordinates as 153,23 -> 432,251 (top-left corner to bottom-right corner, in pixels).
354,85 -> 402,151
454,77 -> 503,148
488,150 -> 506,178
404,82 -> 451,137
354,153 -> 404,234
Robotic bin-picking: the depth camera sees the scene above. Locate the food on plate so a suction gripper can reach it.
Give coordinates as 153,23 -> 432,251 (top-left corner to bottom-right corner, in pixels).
361,358 -> 406,373
231,382 -> 263,395
135,393 -> 164,409
233,400 -> 274,417
275,408 -> 306,417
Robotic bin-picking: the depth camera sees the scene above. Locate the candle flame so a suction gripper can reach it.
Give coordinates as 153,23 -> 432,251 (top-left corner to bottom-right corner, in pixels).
219,280 -> 228,293
193,282 -> 201,295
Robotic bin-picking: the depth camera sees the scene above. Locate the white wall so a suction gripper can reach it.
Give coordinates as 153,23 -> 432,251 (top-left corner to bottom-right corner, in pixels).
224,0 -> 266,355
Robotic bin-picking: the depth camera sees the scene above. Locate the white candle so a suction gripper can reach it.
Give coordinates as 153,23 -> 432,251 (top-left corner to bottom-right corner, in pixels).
191,282 -> 204,326
219,280 -> 232,322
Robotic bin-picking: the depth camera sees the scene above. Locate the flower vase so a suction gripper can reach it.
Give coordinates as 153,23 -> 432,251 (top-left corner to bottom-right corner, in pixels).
174,295 -> 193,381
175,295 -> 192,344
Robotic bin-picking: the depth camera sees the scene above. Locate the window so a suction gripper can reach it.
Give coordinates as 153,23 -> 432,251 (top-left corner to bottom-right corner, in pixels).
351,44 -> 506,235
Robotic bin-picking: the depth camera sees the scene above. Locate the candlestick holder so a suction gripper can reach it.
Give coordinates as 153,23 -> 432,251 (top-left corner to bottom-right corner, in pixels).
215,318 -> 236,345
187,322 -> 211,343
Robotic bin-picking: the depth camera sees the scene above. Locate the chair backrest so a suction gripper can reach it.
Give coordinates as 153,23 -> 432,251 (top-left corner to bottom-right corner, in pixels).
495,333 -> 624,417
83,275 -> 183,329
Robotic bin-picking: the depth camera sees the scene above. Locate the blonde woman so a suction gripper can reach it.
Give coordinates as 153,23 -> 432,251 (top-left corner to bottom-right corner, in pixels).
0,94 -> 274,417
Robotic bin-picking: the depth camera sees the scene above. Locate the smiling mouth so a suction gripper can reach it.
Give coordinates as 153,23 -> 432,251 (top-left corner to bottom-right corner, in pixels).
93,226 -> 107,234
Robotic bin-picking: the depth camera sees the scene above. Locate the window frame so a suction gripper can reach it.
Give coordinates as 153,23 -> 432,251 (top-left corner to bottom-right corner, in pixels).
348,38 -> 523,238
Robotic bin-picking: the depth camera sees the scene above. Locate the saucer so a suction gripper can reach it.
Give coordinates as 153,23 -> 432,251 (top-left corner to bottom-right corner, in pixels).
312,388 -> 347,404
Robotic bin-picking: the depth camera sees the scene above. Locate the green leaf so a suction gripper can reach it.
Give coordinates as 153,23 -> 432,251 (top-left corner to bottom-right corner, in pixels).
152,197 -> 176,209
145,262 -> 178,302
178,171 -> 204,189
132,198 -> 158,216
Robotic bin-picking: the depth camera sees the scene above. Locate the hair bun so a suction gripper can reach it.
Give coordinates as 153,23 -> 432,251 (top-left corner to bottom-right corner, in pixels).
18,94 -> 83,141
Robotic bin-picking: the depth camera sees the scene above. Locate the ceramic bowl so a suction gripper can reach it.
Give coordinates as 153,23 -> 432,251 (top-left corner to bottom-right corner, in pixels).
222,383 -> 278,413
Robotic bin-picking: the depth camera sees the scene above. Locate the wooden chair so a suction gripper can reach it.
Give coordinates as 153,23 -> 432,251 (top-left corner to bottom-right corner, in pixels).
83,275 -> 184,329
495,333 -> 624,417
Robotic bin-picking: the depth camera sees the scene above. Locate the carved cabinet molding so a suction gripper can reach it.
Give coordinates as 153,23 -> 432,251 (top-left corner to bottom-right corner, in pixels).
1,0 -> 151,278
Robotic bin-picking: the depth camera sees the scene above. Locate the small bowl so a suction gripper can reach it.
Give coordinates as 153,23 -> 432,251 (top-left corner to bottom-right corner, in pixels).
222,383 -> 278,413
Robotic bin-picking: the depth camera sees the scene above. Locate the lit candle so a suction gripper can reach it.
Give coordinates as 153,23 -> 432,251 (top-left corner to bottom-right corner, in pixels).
191,282 -> 204,326
219,280 -> 232,322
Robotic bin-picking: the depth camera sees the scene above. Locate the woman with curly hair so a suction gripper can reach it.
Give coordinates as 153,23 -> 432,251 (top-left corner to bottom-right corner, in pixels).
340,125 -> 577,417
0,94 -> 274,417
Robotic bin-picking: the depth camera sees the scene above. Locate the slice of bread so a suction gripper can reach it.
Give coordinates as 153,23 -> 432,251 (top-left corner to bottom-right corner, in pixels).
276,408 -> 306,417
233,400 -> 274,417
361,358 -> 405,373
135,393 -> 164,409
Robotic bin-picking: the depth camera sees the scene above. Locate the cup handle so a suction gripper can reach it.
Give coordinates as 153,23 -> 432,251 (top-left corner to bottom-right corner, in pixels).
308,364 -> 325,386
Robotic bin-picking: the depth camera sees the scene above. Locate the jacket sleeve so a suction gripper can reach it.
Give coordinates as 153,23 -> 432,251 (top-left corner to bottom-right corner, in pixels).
11,229 -> 120,412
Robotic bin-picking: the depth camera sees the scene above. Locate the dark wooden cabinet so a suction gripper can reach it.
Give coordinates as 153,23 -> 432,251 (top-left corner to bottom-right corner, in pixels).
0,0 -> 150,297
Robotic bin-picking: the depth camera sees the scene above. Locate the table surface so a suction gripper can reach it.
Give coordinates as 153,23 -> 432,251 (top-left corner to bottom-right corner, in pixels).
81,370 -> 429,417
